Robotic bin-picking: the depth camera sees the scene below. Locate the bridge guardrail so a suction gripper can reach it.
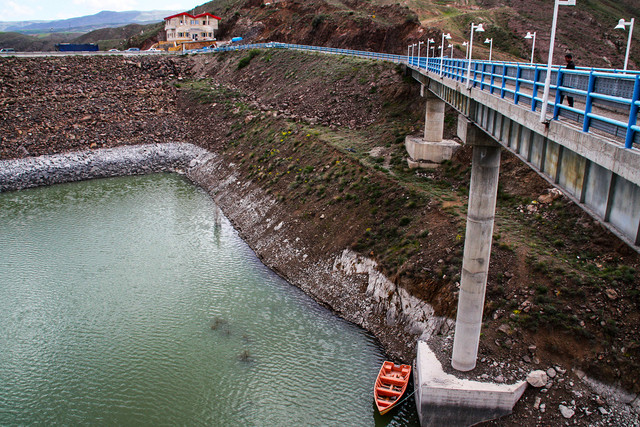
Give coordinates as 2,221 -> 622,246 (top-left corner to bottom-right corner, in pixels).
410,56 -> 640,149
207,42 -> 638,149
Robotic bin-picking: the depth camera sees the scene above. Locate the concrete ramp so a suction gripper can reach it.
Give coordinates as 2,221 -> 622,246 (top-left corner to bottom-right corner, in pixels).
414,341 -> 527,426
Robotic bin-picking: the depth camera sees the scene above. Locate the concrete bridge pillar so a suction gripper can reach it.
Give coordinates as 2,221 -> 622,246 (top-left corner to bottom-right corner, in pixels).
423,88 -> 445,142
452,116 -> 501,372
405,87 -> 460,168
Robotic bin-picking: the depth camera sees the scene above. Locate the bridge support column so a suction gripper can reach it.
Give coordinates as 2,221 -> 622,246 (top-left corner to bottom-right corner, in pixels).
452,116 -> 501,372
424,89 -> 445,142
405,88 -> 460,168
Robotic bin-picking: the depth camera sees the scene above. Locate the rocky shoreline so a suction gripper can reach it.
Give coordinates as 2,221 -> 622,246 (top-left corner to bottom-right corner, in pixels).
0,143 -> 207,192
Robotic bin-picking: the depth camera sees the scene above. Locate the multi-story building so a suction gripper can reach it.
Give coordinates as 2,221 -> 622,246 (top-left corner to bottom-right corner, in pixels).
164,12 -> 221,42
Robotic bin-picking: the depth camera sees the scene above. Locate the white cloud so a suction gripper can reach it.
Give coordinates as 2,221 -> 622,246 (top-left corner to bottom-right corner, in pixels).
0,0 -> 194,21
4,0 -> 38,21
72,0 -> 139,12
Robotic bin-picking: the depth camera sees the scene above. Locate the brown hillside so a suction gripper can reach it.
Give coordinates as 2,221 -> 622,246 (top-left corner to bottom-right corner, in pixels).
191,0 -> 639,68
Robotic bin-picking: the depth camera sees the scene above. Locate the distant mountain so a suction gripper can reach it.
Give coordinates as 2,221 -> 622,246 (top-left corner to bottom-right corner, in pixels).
0,10 -> 179,34
0,20 -> 49,32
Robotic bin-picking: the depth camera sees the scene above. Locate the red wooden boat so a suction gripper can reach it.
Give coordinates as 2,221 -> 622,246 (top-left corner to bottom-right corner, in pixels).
374,361 -> 412,415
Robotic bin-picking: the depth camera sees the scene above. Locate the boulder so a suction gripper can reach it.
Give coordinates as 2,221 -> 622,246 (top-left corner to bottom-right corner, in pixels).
526,370 -> 548,387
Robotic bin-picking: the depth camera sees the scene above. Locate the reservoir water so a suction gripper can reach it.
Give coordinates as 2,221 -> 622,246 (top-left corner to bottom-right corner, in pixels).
0,173 -> 418,426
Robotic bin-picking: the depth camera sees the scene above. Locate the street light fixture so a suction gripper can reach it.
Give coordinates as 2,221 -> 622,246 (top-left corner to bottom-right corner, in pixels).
524,31 -> 536,64
540,0 -> 576,123
407,44 -> 411,63
412,43 -> 417,65
465,23 -> 485,88
484,38 -> 493,61
417,40 -> 424,68
426,38 -> 435,61
449,43 -> 454,58
440,33 -> 451,75
440,32 -> 452,75
615,18 -> 635,72
462,41 -> 468,59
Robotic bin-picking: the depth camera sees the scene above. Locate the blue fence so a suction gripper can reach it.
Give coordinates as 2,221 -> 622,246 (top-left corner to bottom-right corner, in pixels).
209,42 -> 407,63
198,42 -> 639,149
409,55 -> 640,148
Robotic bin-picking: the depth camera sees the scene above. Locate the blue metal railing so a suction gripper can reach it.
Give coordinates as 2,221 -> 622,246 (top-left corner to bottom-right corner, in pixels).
408,56 -> 640,148
196,42 -> 639,149
210,42 -> 406,63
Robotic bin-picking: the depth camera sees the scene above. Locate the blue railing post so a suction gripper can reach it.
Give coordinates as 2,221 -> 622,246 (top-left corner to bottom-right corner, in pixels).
472,61 -> 478,87
553,68 -> 564,120
625,75 -> 640,149
582,70 -> 597,133
499,64 -> 508,98
532,65 -> 541,111
513,65 -> 522,104
489,64 -> 496,94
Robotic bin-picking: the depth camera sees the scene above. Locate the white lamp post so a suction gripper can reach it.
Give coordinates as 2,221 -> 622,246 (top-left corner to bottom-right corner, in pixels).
417,40 -> 424,68
540,0 -> 576,123
615,18 -> 635,72
426,38 -> 435,60
524,31 -> 536,64
449,43 -> 454,58
465,23 -> 485,88
440,32 -> 452,75
407,44 -> 410,63
484,38 -> 493,61
462,41 -> 468,59
412,43 -> 417,65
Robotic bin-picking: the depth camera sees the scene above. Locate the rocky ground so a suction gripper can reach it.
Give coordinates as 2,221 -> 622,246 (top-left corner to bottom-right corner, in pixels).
1,52 -> 639,426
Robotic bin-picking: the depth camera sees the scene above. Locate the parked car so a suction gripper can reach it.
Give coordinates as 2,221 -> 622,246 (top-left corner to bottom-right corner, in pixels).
0,48 -> 16,53
125,48 -> 140,52
108,49 -> 120,52
146,48 -> 159,52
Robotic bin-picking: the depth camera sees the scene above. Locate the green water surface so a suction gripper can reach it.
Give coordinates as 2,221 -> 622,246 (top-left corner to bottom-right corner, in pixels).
0,174 -> 417,426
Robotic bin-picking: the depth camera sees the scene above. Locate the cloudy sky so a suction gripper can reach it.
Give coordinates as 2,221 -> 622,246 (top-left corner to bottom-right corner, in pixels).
1,0 -> 199,21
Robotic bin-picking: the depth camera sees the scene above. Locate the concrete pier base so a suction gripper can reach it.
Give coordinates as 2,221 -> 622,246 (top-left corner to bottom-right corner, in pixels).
414,341 -> 527,427
405,88 -> 461,169
405,136 -> 461,168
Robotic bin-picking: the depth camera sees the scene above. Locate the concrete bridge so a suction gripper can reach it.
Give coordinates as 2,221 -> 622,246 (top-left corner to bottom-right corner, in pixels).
407,58 -> 640,249
405,55 -> 640,425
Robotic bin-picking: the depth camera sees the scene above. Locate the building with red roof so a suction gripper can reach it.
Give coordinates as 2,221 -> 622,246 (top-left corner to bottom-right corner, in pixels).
164,12 -> 221,42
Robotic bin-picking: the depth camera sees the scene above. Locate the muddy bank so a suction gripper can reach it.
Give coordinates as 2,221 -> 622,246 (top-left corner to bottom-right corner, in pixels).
0,143 -> 451,362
